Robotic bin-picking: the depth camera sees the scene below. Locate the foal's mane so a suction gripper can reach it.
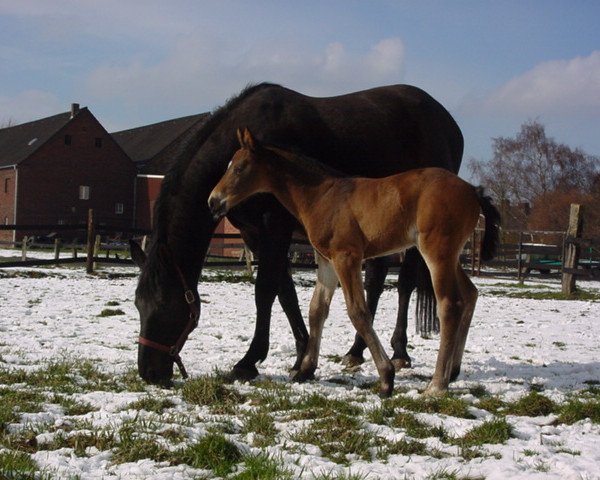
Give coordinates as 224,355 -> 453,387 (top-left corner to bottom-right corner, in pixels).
265,144 -> 350,186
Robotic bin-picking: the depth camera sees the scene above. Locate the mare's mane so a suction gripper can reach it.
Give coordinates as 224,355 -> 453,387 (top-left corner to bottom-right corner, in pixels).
154,82 -> 280,241
140,83 -> 281,297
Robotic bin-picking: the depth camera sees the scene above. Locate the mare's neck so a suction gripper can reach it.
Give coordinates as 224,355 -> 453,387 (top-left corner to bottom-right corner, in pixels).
264,147 -> 335,221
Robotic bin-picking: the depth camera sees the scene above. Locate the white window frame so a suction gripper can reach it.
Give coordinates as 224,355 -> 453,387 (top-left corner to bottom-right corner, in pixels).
79,185 -> 90,200
115,203 -> 124,214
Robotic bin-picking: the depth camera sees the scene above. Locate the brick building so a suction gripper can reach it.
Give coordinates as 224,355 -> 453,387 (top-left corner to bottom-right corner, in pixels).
112,113 -> 209,231
113,113 -> 244,257
0,104 -> 135,243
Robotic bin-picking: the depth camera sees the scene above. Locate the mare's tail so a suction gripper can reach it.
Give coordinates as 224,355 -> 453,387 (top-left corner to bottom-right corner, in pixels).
476,187 -> 501,261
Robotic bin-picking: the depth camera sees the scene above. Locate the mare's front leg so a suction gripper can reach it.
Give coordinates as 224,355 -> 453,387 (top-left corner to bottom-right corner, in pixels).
334,252 -> 395,398
277,262 -> 309,372
342,257 -> 388,368
291,254 -> 338,382
231,214 -> 297,380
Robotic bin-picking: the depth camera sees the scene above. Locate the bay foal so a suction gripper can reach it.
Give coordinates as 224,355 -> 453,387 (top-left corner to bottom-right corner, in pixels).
209,128 -> 500,397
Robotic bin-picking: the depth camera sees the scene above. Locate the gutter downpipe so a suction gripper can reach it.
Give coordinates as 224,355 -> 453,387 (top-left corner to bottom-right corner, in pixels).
13,166 -> 18,244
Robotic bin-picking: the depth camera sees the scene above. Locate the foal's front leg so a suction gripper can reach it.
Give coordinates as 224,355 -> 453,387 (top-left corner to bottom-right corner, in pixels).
334,252 -> 395,398
290,254 -> 338,382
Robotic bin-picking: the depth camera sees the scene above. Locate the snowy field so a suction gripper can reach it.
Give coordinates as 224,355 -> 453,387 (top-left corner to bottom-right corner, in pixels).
1,249 -> 599,479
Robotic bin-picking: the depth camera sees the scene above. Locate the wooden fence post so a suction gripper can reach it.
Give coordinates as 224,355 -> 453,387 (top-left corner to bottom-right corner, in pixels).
53,238 -> 61,263
94,235 -> 101,271
86,209 -> 95,274
21,236 -> 28,261
562,204 -> 583,296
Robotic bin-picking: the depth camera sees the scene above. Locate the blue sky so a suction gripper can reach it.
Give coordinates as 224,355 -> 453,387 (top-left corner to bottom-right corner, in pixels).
1,1 -> 599,175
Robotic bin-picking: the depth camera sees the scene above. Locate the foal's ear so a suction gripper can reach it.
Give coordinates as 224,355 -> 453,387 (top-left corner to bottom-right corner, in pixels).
237,127 -> 257,151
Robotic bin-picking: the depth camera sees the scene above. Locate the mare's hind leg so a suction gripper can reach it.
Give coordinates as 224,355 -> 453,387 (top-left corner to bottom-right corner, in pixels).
449,267 -> 478,382
333,252 -> 395,398
342,257 -> 388,368
291,254 -> 338,382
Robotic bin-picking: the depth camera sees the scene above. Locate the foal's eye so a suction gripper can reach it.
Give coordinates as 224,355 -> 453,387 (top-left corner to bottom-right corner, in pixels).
234,165 -> 243,175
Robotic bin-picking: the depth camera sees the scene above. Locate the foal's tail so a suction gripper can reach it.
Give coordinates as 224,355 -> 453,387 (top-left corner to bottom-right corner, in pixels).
476,187 -> 501,261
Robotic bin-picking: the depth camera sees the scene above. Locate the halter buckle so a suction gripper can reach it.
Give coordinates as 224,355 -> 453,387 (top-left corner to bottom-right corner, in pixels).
184,290 -> 195,305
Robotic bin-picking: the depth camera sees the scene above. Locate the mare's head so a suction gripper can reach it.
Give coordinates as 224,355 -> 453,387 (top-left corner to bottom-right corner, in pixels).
208,128 -> 269,219
130,240 -> 199,386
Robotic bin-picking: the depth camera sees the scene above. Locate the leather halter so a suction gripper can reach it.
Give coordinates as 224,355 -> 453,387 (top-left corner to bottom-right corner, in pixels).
138,263 -> 200,379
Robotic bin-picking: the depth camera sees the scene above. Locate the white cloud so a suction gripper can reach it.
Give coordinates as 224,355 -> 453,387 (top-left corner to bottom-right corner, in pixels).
0,90 -> 63,126
466,51 -> 600,117
82,35 -> 407,114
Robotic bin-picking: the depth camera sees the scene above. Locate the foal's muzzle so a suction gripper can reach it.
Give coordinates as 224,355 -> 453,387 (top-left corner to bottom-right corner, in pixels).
208,194 -> 227,220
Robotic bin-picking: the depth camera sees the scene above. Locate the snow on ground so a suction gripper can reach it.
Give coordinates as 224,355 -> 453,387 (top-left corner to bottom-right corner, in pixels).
1,249 -> 599,479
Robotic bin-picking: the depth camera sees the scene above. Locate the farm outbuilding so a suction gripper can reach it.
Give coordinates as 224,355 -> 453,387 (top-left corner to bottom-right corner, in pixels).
0,104 -> 136,243
112,113 -> 243,257
112,113 -> 209,230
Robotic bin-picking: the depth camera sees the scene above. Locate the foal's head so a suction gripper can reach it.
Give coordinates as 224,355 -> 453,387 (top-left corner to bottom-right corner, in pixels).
208,128 -> 269,219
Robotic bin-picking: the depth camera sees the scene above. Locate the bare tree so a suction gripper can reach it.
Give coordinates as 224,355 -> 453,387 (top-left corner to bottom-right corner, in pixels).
469,121 -> 599,232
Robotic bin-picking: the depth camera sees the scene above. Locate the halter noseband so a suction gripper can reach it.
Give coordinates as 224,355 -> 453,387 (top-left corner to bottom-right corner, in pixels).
138,263 -> 200,379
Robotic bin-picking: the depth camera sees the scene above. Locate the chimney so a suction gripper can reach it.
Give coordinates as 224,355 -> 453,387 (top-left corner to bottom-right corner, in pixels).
70,103 -> 80,118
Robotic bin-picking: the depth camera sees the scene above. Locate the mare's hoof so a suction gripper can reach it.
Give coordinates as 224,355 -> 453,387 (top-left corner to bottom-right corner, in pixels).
290,369 -> 315,383
342,354 -> 365,369
231,364 -> 259,381
391,357 -> 412,371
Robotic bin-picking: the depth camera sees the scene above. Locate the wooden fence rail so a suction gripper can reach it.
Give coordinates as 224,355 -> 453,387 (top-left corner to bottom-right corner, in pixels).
1,210 -> 599,281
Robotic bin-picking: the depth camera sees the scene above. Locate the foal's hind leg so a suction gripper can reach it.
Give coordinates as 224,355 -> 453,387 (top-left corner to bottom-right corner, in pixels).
422,260 -> 464,395
291,254 -> 338,382
449,267 -> 478,382
333,252 -> 395,398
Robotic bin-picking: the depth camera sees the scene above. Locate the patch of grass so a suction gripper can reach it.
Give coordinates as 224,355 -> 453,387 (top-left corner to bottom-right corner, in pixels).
505,391 -> 556,417
242,409 -> 278,447
0,450 -> 41,479
557,398 -> 600,424
290,414 -> 374,465
51,394 -> 97,416
504,289 -> 600,301
49,428 -> 118,457
105,300 -> 120,306
98,308 -> 126,317
285,392 -> 362,420
453,417 -> 513,448
476,395 -> 506,415
388,393 -> 476,419
0,388 -> 46,429
174,433 -> 242,477
232,452 -> 294,480
181,372 -> 246,414
124,395 -> 176,414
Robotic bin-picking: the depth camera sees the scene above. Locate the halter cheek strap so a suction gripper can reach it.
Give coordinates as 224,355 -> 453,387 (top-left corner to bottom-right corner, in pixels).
138,263 -> 200,379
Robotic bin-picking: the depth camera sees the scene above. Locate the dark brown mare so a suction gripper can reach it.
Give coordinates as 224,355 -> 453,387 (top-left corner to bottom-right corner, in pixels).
209,129 -> 500,397
130,83 -> 464,385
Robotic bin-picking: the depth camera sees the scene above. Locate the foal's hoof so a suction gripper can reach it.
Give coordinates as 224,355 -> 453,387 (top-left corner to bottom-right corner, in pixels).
231,363 -> 259,381
423,382 -> 447,397
391,357 -> 412,371
290,369 -> 315,383
379,386 -> 393,399
342,354 -> 365,369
